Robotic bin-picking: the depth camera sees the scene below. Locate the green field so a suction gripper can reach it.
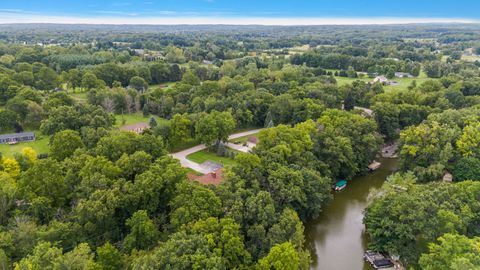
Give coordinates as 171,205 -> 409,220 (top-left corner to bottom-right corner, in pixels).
115,113 -> 168,128
0,135 -> 50,157
186,150 -> 237,167
333,71 -> 436,92
461,55 -> 480,62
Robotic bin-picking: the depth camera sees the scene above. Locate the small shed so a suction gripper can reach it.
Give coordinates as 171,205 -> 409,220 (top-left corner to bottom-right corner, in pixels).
443,173 -> 453,182
0,132 -> 35,144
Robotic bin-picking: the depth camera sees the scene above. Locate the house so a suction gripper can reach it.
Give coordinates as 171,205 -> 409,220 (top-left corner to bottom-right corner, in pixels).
0,132 -> 35,144
187,169 -> 224,186
394,72 -> 413,78
443,173 -> 453,182
120,122 -> 150,134
373,75 -> 389,84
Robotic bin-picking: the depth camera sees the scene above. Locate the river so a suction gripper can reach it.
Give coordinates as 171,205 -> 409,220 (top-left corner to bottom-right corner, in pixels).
305,158 -> 398,270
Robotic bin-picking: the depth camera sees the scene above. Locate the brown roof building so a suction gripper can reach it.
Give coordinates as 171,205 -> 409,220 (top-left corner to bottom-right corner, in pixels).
187,169 -> 224,186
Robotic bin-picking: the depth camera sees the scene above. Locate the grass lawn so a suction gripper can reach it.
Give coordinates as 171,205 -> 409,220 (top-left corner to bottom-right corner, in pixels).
149,82 -> 176,92
462,55 -> 480,62
115,113 -> 168,128
186,150 -> 237,167
333,70 -> 437,92
68,91 -> 89,104
0,135 -> 50,157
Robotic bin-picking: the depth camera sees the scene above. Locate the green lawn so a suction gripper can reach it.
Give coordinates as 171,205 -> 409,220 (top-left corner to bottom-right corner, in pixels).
186,150 -> 237,167
0,135 -> 50,157
462,55 -> 480,62
115,113 -> 168,128
333,70 -> 437,92
68,91 -> 89,104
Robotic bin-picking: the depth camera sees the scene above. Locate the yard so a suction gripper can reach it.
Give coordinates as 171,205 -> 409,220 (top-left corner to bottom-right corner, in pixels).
115,113 -> 168,128
333,70 -> 437,92
0,135 -> 50,157
186,149 -> 237,167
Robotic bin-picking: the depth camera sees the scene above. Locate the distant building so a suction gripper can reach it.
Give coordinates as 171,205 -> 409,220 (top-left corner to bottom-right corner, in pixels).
0,132 -> 35,144
443,173 -> 453,182
394,72 -> 413,78
373,75 -> 389,84
120,123 -> 150,134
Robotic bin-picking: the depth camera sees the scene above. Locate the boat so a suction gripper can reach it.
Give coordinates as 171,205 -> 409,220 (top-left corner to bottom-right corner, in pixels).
364,250 -> 395,269
368,161 -> 382,171
334,180 -> 347,191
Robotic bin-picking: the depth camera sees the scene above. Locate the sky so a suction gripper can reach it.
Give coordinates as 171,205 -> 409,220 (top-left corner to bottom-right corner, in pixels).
0,0 -> 480,25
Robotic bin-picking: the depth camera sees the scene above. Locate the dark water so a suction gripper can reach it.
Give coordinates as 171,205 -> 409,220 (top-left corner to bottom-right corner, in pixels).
305,158 -> 398,270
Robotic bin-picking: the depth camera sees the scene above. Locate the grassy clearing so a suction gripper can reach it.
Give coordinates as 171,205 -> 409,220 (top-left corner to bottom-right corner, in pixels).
186,150 -> 237,167
115,113 -> 168,128
149,82 -> 176,92
333,70 -> 437,92
0,135 -> 50,157
462,55 -> 480,62
69,92 -> 89,104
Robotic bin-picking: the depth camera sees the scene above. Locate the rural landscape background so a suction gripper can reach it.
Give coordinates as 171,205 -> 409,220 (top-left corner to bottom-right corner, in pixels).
0,1 -> 480,270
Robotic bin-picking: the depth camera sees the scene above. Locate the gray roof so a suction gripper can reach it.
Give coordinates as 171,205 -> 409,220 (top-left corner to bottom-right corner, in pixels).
0,132 -> 35,140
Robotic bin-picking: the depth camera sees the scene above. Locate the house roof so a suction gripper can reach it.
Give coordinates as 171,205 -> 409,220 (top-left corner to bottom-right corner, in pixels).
187,169 -> 224,186
0,132 -> 35,140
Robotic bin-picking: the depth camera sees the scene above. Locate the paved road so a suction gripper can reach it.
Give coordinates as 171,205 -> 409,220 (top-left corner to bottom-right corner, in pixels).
170,129 -> 263,174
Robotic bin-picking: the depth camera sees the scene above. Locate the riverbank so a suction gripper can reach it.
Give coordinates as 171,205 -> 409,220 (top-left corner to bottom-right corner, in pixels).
305,158 -> 399,270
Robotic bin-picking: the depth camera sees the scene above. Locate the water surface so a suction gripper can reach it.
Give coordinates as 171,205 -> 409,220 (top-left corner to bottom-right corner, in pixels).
305,158 -> 398,270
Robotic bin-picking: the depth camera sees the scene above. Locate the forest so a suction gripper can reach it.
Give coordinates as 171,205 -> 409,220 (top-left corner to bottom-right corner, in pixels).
0,23 -> 479,269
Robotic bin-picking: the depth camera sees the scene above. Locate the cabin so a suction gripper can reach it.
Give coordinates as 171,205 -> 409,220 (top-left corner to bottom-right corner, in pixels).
0,132 -> 35,144
120,123 -> 150,134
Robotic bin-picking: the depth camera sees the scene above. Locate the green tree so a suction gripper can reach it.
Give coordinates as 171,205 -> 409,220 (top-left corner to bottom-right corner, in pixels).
97,242 -> 124,270
419,234 -> 480,270
123,210 -> 159,252
50,130 -> 85,161
256,242 -> 306,270
129,76 -> 148,92
170,181 -> 222,229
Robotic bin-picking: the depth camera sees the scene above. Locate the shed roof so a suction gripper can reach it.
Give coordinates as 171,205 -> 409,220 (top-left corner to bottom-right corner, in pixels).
0,132 -> 35,140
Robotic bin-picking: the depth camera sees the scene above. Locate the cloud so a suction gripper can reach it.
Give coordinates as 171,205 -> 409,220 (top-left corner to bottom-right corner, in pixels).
0,13 -> 477,25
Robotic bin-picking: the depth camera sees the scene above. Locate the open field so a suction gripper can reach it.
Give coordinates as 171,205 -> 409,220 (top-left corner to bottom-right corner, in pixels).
462,55 -> 480,62
333,70 -> 436,92
186,149 -> 237,167
115,113 -> 168,127
0,135 -> 50,157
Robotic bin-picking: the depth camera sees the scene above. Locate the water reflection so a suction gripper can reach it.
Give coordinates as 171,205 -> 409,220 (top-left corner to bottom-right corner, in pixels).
305,158 -> 398,270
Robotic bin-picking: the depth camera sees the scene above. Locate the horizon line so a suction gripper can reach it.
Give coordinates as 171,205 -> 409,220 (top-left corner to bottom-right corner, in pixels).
0,14 -> 478,26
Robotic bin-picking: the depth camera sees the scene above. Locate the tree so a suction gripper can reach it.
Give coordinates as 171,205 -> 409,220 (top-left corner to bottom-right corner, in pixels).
35,67 -> 59,90
170,181 -> 222,229
419,234 -> 480,270
2,158 -> 20,178
50,130 -> 85,161
453,157 -> 480,181
131,218 -> 251,270
97,242 -> 124,270
457,121 -> 480,158
149,117 -> 157,128
19,158 -> 68,209
81,72 -> 102,90
256,242 -> 306,270
129,76 -> 148,92
123,210 -> 159,252
195,111 -> 236,147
